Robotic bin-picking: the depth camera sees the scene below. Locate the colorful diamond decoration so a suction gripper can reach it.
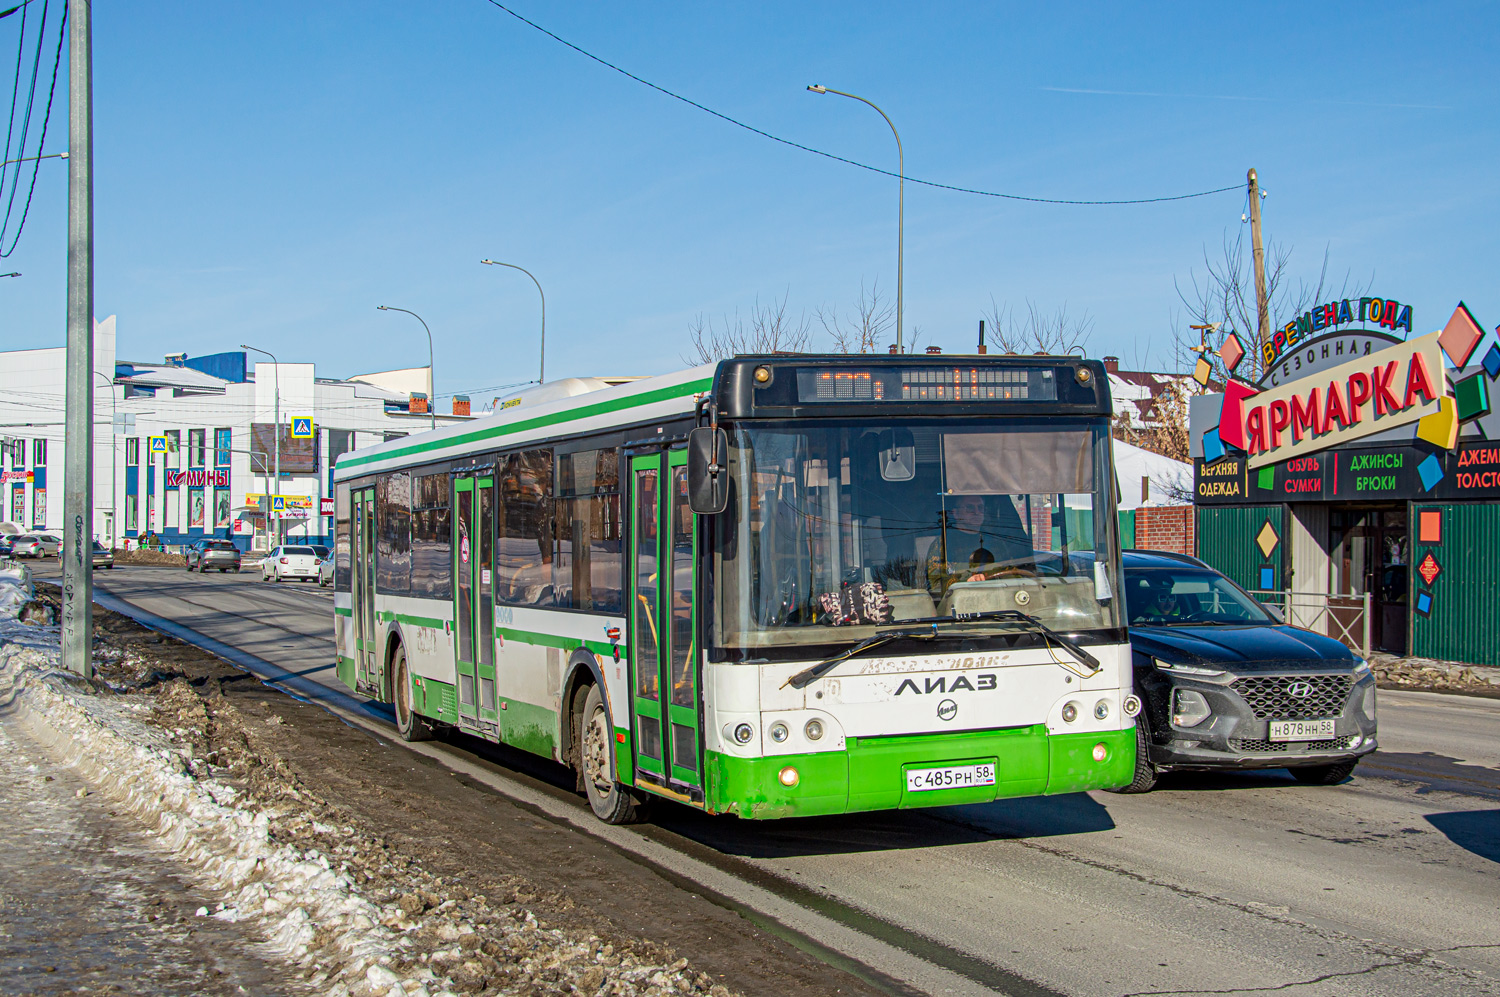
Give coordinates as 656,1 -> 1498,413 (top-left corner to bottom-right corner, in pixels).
1418,452 -> 1445,491
1259,566 -> 1276,590
1257,465 -> 1275,490
1454,371 -> 1491,421
1418,551 -> 1442,587
1201,425 -> 1225,463
1192,356 -> 1213,387
1484,342 -> 1500,380
1414,591 -> 1433,617
1416,396 -> 1459,450
1438,301 -> 1485,368
1256,519 -> 1280,558
1418,508 -> 1443,545
1219,333 -> 1246,373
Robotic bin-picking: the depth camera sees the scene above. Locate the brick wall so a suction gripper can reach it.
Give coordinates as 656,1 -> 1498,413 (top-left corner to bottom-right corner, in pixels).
1133,505 -> 1195,555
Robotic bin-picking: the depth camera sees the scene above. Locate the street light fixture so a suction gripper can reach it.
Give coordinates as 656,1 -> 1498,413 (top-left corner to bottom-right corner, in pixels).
240,343 -> 282,547
0,272 -> 19,278
375,305 -> 436,431
807,84 -> 905,353
480,260 -> 546,384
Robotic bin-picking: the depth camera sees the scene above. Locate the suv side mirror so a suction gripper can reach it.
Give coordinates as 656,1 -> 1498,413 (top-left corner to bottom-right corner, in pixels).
687,427 -> 729,515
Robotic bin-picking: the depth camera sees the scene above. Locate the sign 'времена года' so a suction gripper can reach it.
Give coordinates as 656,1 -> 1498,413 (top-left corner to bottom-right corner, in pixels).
1226,331 -> 1447,469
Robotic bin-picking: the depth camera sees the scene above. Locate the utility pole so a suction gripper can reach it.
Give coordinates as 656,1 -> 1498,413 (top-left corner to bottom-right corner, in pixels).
1247,167 -> 1269,358
62,0 -> 94,677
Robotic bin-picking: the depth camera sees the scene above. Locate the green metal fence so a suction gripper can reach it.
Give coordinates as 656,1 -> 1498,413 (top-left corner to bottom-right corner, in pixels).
1195,504 -> 1286,595
1411,502 -> 1500,666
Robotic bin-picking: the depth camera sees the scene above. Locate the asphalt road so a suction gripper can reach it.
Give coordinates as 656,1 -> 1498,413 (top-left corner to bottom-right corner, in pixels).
46,563 -> 1500,997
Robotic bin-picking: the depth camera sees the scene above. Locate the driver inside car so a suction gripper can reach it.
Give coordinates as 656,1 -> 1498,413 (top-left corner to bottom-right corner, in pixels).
925,494 -> 1034,594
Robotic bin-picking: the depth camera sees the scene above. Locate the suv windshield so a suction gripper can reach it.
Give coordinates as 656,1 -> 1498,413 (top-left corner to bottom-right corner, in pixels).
713,418 -> 1119,648
1125,566 -> 1275,625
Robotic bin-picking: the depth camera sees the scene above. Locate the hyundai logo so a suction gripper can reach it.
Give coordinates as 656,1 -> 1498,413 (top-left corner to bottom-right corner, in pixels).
1286,681 -> 1314,699
937,699 -> 958,721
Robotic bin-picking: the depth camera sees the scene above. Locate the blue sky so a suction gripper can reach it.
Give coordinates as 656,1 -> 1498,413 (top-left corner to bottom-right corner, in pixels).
0,2 -> 1495,400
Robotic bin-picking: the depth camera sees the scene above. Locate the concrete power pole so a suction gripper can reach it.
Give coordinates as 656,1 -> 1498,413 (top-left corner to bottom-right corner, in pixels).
1247,167 -> 1270,357
62,0 -> 93,677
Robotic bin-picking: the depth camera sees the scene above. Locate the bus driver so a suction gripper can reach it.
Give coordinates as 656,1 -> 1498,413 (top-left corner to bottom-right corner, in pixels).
925,494 -> 1034,594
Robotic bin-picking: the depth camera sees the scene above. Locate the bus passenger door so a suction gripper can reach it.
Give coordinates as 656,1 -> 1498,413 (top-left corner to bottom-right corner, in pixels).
628,451 -> 703,797
452,474 -> 494,724
351,487 -> 378,693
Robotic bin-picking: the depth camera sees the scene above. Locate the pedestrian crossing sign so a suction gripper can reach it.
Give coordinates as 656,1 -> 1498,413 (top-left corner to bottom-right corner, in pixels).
148,436 -> 168,455
290,417 -> 314,439
271,495 -> 285,512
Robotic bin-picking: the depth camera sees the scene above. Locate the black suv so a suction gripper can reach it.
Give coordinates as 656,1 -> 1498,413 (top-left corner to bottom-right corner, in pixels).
1117,549 -> 1377,792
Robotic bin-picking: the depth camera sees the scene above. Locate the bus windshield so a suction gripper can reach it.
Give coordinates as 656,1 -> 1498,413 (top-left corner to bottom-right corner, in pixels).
713,418 -> 1120,649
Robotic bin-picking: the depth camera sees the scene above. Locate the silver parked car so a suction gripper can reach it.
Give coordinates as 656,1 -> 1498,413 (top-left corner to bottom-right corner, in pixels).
187,539 -> 242,573
12,533 -> 61,558
317,553 -> 334,587
262,544 -> 321,582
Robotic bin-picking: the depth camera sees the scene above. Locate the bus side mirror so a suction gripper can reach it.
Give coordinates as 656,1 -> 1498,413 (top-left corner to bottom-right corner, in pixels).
687,427 -> 729,515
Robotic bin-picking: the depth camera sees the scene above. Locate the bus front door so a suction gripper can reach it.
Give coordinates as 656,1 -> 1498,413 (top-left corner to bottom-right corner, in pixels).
629,450 -> 703,799
351,487 -> 378,695
453,473 -> 497,726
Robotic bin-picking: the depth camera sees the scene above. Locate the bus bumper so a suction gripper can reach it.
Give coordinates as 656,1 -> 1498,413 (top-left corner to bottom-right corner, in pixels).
706,725 -> 1137,820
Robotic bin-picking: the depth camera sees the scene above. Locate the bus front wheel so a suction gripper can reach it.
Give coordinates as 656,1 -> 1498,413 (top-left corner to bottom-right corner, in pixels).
580,684 -> 644,824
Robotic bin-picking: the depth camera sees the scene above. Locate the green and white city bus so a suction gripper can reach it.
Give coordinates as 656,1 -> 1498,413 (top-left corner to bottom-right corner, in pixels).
332,354 -> 1140,823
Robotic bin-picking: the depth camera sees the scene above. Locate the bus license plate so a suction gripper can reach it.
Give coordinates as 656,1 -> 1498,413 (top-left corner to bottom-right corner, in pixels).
1269,719 -> 1336,741
905,763 -> 996,792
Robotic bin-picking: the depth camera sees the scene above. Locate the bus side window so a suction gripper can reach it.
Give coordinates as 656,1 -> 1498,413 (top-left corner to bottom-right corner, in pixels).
411,473 -> 452,600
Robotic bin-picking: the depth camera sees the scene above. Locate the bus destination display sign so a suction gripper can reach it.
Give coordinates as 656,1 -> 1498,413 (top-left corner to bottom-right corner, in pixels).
795,366 -> 1057,404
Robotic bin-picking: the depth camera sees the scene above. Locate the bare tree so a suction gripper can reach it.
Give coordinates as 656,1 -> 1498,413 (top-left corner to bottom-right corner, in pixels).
1113,378 -> 1192,468
683,291 -> 814,364
1174,233 -> 1369,385
817,279 -> 894,355
984,298 -> 1093,356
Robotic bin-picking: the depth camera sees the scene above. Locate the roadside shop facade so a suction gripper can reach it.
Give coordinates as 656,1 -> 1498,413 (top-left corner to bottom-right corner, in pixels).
1189,298 -> 1500,666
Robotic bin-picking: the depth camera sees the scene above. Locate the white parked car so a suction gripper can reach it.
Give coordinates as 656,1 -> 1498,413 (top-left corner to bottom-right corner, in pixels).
261,544 -> 321,583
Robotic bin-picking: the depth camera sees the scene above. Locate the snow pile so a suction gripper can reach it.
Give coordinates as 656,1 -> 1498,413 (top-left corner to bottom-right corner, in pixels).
0,606 -> 729,997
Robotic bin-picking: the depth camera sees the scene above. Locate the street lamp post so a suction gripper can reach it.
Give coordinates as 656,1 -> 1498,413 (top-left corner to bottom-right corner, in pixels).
94,371 -> 115,547
807,84 -> 904,353
240,344 -> 281,547
480,260 -> 546,384
375,306 -> 436,430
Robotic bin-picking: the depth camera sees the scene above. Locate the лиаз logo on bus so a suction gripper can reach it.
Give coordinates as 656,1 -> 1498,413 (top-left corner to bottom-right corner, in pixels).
1222,331 -> 1447,470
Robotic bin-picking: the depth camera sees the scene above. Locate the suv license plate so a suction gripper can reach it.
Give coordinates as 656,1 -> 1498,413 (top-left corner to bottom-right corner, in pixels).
1269,719 -> 1336,741
905,763 -> 996,792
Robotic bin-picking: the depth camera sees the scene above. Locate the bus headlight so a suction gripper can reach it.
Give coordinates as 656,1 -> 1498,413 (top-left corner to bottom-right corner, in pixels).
778,766 -> 799,787
732,723 -> 754,744
804,718 -> 824,741
1172,689 -> 1211,728
769,722 -> 789,743
1123,695 -> 1142,718
1094,700 -> 1110,720
1061,701 -> 1079,723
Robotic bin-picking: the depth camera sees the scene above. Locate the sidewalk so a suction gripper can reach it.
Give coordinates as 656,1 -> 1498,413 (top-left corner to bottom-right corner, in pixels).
1371,652 -> 1500,698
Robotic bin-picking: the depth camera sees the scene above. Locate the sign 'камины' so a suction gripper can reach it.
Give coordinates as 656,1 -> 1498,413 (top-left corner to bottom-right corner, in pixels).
1226,331 -> 1447,469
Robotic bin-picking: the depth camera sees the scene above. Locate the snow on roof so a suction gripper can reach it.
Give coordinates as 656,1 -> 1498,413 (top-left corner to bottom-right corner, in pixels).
116,364 -> 231,392
1113,438 -> 1192,509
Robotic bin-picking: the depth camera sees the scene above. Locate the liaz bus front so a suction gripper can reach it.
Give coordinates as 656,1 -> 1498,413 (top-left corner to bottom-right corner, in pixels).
687,355 -> 1140,818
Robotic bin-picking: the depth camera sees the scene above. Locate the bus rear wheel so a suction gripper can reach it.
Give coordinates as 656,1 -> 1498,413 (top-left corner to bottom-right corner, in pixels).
580,684 -> 643,824
392,646 -> 433,742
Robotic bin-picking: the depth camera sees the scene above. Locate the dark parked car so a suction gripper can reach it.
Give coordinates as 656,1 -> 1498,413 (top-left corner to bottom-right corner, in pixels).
1116,550 -> 1377,793
91,541 -> 114,569
186,539 -> 242,573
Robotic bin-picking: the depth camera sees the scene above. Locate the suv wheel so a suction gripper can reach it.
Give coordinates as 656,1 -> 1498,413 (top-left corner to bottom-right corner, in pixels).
1290,760 -> 1358,785
1108,716 -> 1158,794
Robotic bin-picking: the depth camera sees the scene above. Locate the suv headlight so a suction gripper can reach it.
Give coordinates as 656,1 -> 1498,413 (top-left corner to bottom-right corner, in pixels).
1155,657 -> 1226,678
1171,688 -> 1212,728
1352,656 -> 1371,679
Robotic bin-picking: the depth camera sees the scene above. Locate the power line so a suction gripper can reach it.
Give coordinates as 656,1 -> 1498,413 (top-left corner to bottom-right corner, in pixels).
0,0 -> 62,256
481,1 -> 1244,206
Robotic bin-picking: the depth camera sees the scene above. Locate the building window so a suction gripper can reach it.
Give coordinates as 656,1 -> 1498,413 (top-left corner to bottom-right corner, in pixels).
215,428 -> 231,466
32,487 -> 45,527
125,493 -> 138,533
327,429 -> 355,470
125,437 -> 140,466
31,439 -> 45,466
165,488 -> 179,529
189,429 -> 205,467
166,430 -> 181,469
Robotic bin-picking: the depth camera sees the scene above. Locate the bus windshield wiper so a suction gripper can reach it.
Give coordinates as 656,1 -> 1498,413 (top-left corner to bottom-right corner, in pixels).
783,623 -> 983,690
783,611 -> 1100,691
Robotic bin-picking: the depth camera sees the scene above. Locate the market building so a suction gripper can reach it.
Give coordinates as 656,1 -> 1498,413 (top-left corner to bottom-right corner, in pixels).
1189,298 -> 1498,665
0,318 -> 468,550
